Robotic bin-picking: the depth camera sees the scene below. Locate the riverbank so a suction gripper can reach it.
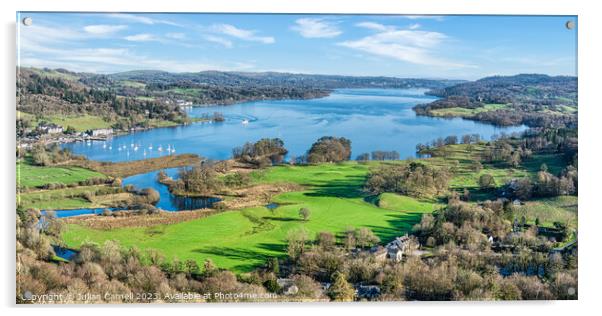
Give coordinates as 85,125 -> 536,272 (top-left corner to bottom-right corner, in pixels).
68,153 -> 202,178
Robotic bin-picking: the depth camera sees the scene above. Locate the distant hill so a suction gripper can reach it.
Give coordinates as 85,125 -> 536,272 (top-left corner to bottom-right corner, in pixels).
426,74 -> 577,106
414,74 -> 578,128
99,69 -> 463,90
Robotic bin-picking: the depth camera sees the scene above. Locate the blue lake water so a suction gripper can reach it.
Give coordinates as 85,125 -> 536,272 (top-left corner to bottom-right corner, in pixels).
56,89 -> 527,216
63,89 -> 527,163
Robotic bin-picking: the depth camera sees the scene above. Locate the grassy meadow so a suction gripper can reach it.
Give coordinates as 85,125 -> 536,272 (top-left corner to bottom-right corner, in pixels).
17,159 -> 106,188
24,142 -> 570,273
64,162 -> 442,272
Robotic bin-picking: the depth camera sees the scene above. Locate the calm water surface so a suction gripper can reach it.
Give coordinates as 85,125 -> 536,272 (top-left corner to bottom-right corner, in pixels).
64,89 -> 526,162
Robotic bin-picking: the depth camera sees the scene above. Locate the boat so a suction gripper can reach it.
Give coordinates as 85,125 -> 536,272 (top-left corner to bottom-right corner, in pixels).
242,119 -> 249,125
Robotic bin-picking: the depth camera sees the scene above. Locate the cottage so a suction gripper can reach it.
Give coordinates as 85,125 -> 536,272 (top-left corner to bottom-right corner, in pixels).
38,123 -> 63,134
384,235 -> 410,263
387,246 -> 404,263
276,278 -> 298,295
89,128 -> 113,137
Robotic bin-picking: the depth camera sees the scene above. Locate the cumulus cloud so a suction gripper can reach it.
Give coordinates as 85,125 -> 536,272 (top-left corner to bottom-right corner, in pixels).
339,22 -> 472,68
211,24 -> 275,44
291,18 -> 342,38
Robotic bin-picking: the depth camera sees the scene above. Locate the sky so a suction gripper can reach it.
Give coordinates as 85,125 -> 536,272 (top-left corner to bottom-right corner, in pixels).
17,13 -> 577,80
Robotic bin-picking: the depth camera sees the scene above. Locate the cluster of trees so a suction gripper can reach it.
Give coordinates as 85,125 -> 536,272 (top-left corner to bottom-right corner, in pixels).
105,69 -> 457,91
503,166 -> 578,200
28,144 -> 80,166
356,150 -> 401,161
170,165 -> 223,196
416,134 -> 482,154
365,162 -> 451,198
307,136 -> 352,164
17,68 -> 190,135
426,74 -> 577,106
414,74 -> 577,128
232,138 -> 288,168
482,138 -> 532,167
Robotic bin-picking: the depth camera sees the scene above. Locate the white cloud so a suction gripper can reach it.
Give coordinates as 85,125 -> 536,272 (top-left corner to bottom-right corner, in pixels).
203,35 -> 233,48
291,18 -> 342,38
338,23 -> 472,68
355,22 -> 392,32
83,24 -> 127,35
105,13 -> 182,27
211,24 -> 275,44
124,33 -> 159,42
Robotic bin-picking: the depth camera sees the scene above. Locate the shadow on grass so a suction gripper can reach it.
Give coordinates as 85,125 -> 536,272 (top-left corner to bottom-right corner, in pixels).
304,174 -> 367,199
192,243 -> 286,272
262,216 -> 302,222
364,212 -> 426,243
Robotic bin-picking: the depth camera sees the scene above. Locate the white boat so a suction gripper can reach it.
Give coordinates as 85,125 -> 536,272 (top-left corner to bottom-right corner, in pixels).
242,119 -> 249,125
158,146 -> 163,152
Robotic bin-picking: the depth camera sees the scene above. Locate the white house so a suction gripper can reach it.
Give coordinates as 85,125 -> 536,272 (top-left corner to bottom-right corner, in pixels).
89,128 -> 113,137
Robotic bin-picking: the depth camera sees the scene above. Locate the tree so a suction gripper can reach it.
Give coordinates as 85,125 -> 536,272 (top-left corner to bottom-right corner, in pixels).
232,138 -> 288,168
478,174 -> 496,190
328,272 -> 355,302
307,136 -> 351,163
287,227 -> 310,261
316,231 -> 336,250
356,153 -> 370,162
355,227 -> 380,249
298,207 -> 311,221
267,257 -> 280,275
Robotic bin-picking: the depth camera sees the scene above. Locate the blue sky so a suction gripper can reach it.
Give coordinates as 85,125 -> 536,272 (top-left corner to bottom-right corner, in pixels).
17,13 -> 577,79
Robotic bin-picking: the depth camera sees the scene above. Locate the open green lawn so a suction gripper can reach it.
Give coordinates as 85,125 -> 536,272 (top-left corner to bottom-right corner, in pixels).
430,103 -> 508,117
63,162 -> 438,272
18,185 -> 112,210
46,115 -> 112,132
18,111 -> 112,132
513,196 -> 578,228
17,159 -> 106,188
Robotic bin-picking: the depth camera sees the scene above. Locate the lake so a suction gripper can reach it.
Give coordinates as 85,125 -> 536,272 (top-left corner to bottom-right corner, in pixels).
57,89 -> 527,215
63,88 -> 527,163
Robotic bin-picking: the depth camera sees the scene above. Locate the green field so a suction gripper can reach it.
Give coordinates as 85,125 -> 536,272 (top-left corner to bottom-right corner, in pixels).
18,185 -> 116,210
17,111 -> 112,132
61,146 -> 572,273
63,162 -> 439,272
430,103 -> 508,117
514,196 -> 578,228
46,115 -> 112,132
17,159 -> 106,188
